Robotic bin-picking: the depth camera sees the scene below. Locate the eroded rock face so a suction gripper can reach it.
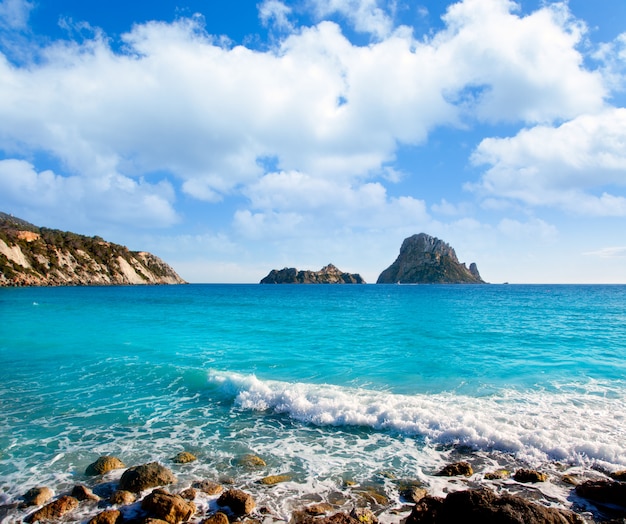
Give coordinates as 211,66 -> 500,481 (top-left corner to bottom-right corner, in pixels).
260,264 -> 365,284
376,233 -> 485,284
21,486 -> 53,507
216,488 -> 256,517
25,495 -> 79,523
436,462 -> 474,477
405,489 -> 584,524
575,479 -> 626,509
118,462 -> 177,493
88,509 -> 122,524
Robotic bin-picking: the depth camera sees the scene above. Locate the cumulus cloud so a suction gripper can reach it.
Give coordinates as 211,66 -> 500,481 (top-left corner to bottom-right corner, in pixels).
259,0 -> 294,31
307,0 -> 396,40
0,0 -> 33,30
470,108 -> 626,216
0,159 -> 178,228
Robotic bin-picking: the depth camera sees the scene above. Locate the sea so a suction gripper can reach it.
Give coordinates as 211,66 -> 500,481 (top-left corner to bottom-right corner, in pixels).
0,284 -> 625,523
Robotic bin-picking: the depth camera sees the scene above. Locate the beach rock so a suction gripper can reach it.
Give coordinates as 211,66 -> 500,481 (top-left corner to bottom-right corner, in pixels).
72,484 -> 100,501
192,480 -> 223,495
141,489 -> 196,524
404,489 -> 584,524
575,479 -> 626,508
260,264 -> 365,284
513,469 -> 548,483
88,509 -> 122,524
305,503 -> 334,515
86,456 -> 126,475
237,454 -> 267,468
25,495 -> 79,523
179,488 -> 197,501
201,512 -> 230,524
401,486 -> 428,503
484,469 -> 510,480
436,461 -> 473,477
376,233 -> 485,284
217,488 -> 256,516
350,507 -> 378,524
311,513 -> 360,524
21,486 -> 53,507
259,474 -> 292,485
119,462 -> 177,493
611,470 -> 626,482
172,452 -> 197,464
109,490 -> 136,505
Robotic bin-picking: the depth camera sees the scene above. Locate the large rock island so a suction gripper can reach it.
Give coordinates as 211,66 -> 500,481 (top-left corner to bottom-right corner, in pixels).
377,233 -> 485,284
0,212 -> 186,286
260,264 -> 365,284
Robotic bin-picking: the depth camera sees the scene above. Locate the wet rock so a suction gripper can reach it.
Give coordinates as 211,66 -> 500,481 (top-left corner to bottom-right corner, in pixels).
179,487 -> 197,501
436,462 -> 473,477
237,454 -> 266,468
611,470 -> 626,482
401,486 -> 428,503
119,462 -> 177,493
201,512 -> 230,524
192,480 -> 223,495
141,489 -> 196,524
72,484 -> 100,501
484,469 -> 510,480
172,452 -> 197,464
21,486 -> 53,507
513,469 -> 548,483
259,474 -> 292,485
405,489 -> 584,524
88,509 -> 122,524
110,490 -> 136,505
25,495 -> 79,523
575,480 -> 626,508
217,488 -> 256,516
350,507 -> 378,524
86,456 -> 126,475
313,512 -> 360,524
305,503 -> 334,515
144,519 -> 172,524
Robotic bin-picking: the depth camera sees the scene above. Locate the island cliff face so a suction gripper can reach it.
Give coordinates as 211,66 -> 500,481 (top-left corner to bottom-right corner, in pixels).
260,264 -> 365,284
0,212 -> 186,286
376,233 -> 485,284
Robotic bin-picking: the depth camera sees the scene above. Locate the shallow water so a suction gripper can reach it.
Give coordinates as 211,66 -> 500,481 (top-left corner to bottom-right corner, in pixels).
1,284 -> 625,522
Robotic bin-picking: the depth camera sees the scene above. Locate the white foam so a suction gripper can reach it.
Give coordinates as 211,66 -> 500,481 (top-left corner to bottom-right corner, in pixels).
209,371 -> 626,470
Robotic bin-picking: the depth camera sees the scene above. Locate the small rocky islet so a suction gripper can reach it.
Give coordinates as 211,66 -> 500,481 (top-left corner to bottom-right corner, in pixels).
3,455 -> 625,524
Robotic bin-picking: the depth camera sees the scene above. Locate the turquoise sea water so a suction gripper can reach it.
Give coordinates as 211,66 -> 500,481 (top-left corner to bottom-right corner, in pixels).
1,284 -> 625,521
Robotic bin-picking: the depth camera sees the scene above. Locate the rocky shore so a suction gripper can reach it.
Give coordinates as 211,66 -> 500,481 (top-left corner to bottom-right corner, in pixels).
2,454 -> 625,524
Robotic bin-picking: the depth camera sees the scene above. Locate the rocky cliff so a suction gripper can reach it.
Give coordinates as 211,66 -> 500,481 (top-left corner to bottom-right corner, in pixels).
0,212 -> 186,286
376,233 -> 485,284
260,264 -> 365,284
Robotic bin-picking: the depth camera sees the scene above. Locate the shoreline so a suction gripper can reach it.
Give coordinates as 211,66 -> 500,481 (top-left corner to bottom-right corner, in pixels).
2,452 -> 625,524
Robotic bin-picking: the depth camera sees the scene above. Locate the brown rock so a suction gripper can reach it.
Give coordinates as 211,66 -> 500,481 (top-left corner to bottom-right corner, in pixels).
72,484 -> 100,501
141,489 -> 196,524
119,462 -> 177,493
144,520 -> 172,524
484,469 -> 510,480
401,486 -> 428,503
25,495 -> 79,523
259,474 -> 292,485
350,507 -> 377,524
109,490 -> 136,505
575,480 -> 626,508
404,489 -> 584,524
217,488 -> 256,516
305,503 -> 334,515
611,470 -> 626,482
88,509 -> 122,524
201,512 -> 230,524
172,452 -> 197,464
436,461 -> 473,477
179,487 -> 197,500
21,486 -> 53,507
192,480 -> 223,495
86,456 -> 126,475
313,513 -> 360,524
237,454 -> 266,468
513,469 -> 548,483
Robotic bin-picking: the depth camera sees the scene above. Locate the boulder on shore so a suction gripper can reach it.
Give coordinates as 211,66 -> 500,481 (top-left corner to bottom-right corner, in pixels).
25,495 -> 79,523
85,456 -> 126,476
376,233 -> 485,284
118,462 -> 177,493
405,489 -> 584,524
217,488 -> 256,517
436,461 -> 474,477
141,489 -> 196,524
21,486 -> 53,507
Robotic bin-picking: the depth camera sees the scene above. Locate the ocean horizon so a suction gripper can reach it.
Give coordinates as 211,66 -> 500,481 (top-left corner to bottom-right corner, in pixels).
1,283 -> 625,522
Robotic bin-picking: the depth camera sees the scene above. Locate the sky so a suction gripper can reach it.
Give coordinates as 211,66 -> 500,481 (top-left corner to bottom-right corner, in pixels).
0,0 -> 625,283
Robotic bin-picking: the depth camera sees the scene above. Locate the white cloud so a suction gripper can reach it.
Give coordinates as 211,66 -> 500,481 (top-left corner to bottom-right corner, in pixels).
0,159 -> 178,228
258,0 -> 294,32
0,0 -> 33,29
470,108 -> 626,215
584,246 -> 626,259
307,0 -> 395,40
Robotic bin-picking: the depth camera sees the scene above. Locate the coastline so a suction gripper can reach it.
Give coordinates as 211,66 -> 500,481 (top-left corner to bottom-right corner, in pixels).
2,449 -> 625,524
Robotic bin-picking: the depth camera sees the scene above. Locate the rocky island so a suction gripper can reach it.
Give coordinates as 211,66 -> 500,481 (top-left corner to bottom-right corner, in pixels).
260,264 -> 365,284
0,212 -> 186,286
377,233 -> 485,284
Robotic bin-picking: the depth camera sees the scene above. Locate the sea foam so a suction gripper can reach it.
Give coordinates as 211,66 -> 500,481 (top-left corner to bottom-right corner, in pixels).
209,371 -> 626,470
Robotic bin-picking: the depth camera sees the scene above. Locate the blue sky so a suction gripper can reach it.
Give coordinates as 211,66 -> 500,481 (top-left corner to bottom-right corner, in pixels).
1,0 -> 625,283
